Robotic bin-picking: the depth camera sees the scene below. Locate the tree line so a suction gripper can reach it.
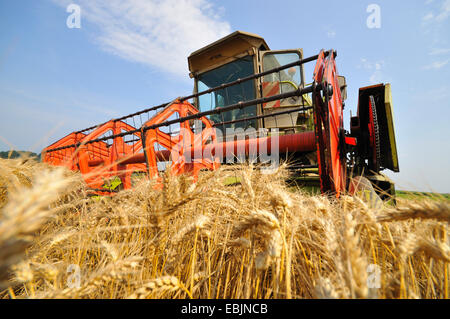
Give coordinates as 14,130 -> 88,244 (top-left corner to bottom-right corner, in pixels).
0,150 -> 41,161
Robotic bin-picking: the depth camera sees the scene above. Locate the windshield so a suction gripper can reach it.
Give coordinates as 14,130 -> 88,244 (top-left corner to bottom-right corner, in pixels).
197,55 -> 256,130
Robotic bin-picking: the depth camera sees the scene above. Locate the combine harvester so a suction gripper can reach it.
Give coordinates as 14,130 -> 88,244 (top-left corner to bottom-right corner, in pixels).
42,31 -> 399,198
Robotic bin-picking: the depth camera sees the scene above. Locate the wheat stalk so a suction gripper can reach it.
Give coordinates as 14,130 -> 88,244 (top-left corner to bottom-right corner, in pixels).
377,201 -> 450,223
127,276 -> 190,299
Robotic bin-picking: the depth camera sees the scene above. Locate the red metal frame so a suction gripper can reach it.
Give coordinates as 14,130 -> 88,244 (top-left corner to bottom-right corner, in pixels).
43,100 -> 221,192
140,100 -> 220,183
313,50 -> 346,197
43,132 -> 85,170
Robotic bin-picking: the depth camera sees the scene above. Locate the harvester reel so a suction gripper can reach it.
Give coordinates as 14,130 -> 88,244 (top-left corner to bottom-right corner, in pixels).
313,50 -> 347,197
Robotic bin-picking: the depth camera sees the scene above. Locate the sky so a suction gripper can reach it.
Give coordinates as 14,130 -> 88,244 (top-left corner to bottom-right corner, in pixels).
0,0 -> 449,193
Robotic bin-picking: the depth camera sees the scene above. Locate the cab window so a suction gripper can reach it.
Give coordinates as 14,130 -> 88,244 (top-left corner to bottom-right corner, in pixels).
262,52 -> 310,108
197,55 -> 257,130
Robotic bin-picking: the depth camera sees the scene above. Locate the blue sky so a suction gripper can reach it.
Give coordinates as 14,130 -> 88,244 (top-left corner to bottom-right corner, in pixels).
0,0 -> 449,192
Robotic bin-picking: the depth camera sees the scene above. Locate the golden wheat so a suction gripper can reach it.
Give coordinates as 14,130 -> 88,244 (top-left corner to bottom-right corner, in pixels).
0,158 -> 448,299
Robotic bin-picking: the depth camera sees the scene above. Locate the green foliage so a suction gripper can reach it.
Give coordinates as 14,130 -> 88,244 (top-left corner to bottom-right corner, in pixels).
0,150 -> 41,161
396,190 -> 450,201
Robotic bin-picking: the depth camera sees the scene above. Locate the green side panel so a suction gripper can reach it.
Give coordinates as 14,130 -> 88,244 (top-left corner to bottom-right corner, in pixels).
383,84 -> 399,172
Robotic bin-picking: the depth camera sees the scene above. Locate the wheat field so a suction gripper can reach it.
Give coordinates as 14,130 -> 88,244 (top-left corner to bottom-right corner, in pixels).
0,157 -> 448,299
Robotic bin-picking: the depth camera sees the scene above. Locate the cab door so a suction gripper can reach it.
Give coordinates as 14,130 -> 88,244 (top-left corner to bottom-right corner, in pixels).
258,50 -> 312,132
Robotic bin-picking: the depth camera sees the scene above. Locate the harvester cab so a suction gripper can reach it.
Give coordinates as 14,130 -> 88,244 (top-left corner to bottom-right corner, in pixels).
42,30 -> 399,199
188,31 -> 312,132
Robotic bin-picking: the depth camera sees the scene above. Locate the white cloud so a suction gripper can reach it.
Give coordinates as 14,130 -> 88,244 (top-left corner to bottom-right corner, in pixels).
429,48 -> 450,55
357,58 -> 370,70
422,12 -> 434,21
357,58 -> 384,71
436,0 -> 450,21
422,59 -> 450,69
52,0 -> 231,77
327,30 -> 336,38
357,58 -> 387,84
420,1 -> 450,69
412,84 -> 450,102
1,85 -> 120,117
422,0 -> 450,23
369,70 -> 383,84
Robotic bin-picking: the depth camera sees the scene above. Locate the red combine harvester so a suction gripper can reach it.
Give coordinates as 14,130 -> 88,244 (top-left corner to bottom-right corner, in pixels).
42,31 -> 399,198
